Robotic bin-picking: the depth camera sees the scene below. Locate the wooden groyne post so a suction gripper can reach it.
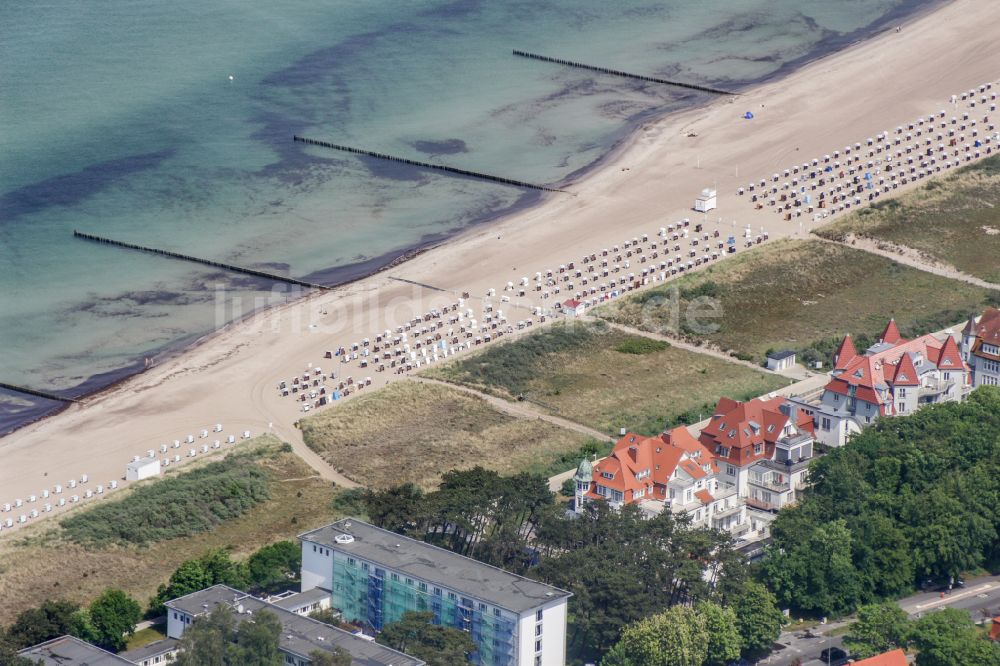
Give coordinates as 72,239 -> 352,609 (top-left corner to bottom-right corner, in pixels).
292,136 -> 568,193
512,50 -> 739,96
0,382 -> 79,403
73,231 -> 329,290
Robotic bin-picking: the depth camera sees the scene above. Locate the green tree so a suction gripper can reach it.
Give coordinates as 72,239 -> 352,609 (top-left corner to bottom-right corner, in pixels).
149,549 -> 248,616
560,477 -> 577,497
377,611 -> 476,666
844,603 -> 912,659
149,558 -> 209,616
911,608 -> 1000,666
246,541 -> 301,593
697,602 -> 742,666
173,605 -> 235,666
733,581 -> 784,658
601,606 -> 709,666
233,610 -> 283,666
309,648 -> 353,666
5,599 -> 84,649
88,589 -> 141,652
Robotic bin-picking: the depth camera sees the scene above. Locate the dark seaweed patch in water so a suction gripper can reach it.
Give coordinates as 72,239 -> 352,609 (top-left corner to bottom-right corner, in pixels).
0,150 -> 174,224
412,139 -> 469,155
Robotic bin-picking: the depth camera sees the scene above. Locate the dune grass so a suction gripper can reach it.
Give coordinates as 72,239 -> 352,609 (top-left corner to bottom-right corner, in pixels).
595,239 -> 999,366
300,380 -> 594,489
0,437 -> 339,625
816,155 -> 1000,283
422,320 -> 787,436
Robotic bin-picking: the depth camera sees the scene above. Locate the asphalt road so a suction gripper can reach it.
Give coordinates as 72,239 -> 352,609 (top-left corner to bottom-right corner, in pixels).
759,574 -> 1000,666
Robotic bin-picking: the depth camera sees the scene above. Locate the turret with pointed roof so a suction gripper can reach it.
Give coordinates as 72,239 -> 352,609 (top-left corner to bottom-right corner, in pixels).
833,334 -> 858,371
879,318 -> 904,345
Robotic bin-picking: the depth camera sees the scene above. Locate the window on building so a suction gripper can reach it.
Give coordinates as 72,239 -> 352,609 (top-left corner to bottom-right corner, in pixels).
898,388 -> 907,398
391,573 -> 399,582
434,587 -> 442,596
419,582 -> 427,592
405,578 -> 414,586
753,443 -> 762,454
535,640 -> 542,653
537,609 -> 543,621
348,557 -> 356,567
448,592 -> 457,601
495,608 -> 502,617
535,624 -> 542,636
535,656 -> 542,666
362,562 -> 369,572
312,545 -> 317,552
479,602 -> 487,612
726,464 -> 736,475
821,417 -> 832,431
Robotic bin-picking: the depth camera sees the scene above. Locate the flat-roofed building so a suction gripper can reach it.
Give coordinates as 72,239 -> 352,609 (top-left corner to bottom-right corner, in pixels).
165,584 -> 423,666
299,519 -> 571,666
18,635 -> 135,665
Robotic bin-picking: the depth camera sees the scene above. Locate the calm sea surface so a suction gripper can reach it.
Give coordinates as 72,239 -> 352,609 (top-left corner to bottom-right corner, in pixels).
0,0 -> 933,432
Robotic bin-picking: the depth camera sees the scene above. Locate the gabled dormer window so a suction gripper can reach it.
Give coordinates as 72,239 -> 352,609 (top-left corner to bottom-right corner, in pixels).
601,471 -> 614,479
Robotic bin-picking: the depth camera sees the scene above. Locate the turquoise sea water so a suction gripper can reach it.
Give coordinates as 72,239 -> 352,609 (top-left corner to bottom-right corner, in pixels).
0,0 -> 933,432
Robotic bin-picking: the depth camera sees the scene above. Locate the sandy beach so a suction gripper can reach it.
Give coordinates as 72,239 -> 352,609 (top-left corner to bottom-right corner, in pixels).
2,0 -> 998,529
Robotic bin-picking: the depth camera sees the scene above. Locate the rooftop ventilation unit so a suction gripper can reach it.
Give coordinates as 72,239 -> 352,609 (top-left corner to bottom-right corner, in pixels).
334,534 -> 355,545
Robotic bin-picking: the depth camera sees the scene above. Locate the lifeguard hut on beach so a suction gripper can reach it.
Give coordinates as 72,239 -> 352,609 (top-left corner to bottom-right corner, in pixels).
694,188 -> 717,212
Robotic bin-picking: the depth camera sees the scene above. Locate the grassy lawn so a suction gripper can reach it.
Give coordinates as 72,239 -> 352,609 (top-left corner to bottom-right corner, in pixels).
0,437 -> 339,625
422,320 -> 787,436
126,624 -> 167,650
595,239 -> 1000,366
816,155 -> 1000,283
300,380 -> 595,489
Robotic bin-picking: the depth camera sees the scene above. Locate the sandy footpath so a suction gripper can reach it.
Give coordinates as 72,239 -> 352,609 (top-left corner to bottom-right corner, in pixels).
2,0 -> 999,528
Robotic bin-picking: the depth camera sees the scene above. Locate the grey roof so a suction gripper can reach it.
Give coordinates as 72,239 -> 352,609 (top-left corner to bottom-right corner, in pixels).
119,637 -> 179,663
298,519 -> 571,614
166,585 -> 424,666
767,349 -> 796,360
271,587 -> 332,611
18,635 -> 134,665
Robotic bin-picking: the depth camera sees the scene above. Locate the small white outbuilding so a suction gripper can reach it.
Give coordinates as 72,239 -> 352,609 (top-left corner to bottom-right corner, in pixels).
125,457 -> 161,482
694,187 -> 717,212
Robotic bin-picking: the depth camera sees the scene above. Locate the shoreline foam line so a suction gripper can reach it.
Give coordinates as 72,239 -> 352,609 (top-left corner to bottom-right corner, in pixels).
292,136 -> 568,193
72,230 -> 329,290
512,49 -> 739,96
0,382 -> 79,403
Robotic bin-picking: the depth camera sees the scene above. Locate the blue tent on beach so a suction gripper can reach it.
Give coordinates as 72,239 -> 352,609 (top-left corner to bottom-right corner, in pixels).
743,111 -> 754,119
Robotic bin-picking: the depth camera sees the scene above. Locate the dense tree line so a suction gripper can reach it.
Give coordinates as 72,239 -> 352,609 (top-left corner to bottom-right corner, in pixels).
761,387 -> 1000,618
361,468 -> 779,664
845,602 -> 1000,665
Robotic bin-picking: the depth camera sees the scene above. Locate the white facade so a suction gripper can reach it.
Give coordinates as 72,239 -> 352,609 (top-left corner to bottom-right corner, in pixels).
301,540 -> 334,592
126,457 -> 160,481
516,599 -> 568,666
694,188 -> 717,212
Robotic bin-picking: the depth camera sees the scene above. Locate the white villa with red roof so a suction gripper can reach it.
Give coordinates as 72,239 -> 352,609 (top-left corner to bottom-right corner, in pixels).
789,319 -> 970,447
961,307 -> 1000,388
698,395 -> 816,514
574,394 -> 819,535
573,427 -> 747,534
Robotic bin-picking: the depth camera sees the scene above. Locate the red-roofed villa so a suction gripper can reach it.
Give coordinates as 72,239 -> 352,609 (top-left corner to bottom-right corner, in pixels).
789,319 -> 970,447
